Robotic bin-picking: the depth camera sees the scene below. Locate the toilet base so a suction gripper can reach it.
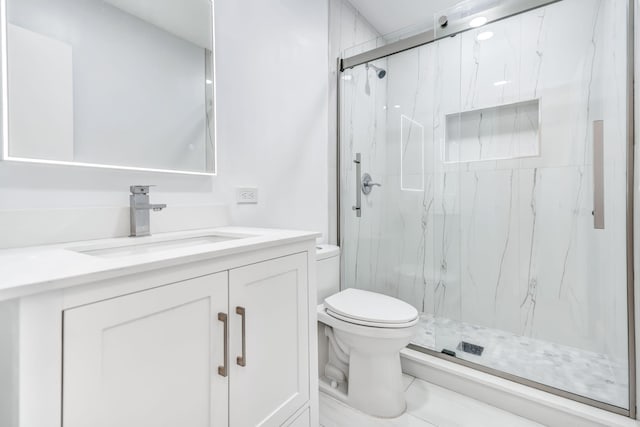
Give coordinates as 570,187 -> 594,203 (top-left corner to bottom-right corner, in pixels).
319,348 -> 408,418
317,304 -> 417,418
347,350 -> 407,418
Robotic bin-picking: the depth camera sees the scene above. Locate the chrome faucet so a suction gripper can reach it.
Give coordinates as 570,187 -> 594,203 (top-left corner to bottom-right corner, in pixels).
129,185 -> 167,237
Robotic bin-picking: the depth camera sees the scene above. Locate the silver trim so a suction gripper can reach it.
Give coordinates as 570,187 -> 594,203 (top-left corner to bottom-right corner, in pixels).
341,0 -> 561,71
593,120 -> 605,230
626,0 -> 636,418
407,344 -> 630,417
336,57 -> 342,244
343,30 -> 435,71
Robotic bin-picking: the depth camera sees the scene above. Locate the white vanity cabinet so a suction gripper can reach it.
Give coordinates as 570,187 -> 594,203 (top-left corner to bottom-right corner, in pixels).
63,272 -> 230,427
228,253 -> 309,426
62,252 -> 310,427
3,233 -> 318,427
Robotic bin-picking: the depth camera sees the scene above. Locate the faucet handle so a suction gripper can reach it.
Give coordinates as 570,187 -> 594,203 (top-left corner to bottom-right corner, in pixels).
130,185 -> 156,195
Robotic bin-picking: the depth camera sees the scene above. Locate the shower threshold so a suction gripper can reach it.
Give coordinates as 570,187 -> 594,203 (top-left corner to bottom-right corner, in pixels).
410,314 -> 628,409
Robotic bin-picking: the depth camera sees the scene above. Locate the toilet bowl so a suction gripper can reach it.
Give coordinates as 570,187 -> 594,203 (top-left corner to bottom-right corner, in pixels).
317,288 -> 418,418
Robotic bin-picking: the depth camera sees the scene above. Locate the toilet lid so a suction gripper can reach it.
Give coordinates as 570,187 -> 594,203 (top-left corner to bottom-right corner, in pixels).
324,288 -> 418,326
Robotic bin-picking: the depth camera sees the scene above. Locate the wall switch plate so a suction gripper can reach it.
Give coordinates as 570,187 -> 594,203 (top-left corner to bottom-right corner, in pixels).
236,187 -> 258,204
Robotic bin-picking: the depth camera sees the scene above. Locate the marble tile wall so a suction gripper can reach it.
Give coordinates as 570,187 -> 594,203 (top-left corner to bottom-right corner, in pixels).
339,59 -> 389,294
328,0 -> 383,244
340,0 -> 629,373
330,0 -> 390,292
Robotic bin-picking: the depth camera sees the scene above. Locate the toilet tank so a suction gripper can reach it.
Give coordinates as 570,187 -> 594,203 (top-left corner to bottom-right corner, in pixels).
316,244 -> 340,304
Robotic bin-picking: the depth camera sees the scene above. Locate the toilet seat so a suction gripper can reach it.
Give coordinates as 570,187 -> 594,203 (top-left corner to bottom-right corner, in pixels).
325,309 -> 418,328
324,288 -> 418,329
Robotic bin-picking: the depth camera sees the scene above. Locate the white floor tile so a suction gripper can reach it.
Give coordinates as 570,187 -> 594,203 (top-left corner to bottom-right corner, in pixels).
320,391 -> 436,427
405,378 -> 543,427
320,375 -> 542,427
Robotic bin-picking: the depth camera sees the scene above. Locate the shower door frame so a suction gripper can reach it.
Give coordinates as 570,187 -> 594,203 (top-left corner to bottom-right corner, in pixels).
335,0 -> 636,418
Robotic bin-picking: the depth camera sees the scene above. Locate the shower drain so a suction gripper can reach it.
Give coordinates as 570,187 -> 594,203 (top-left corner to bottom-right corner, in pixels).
457,341 -> 484,356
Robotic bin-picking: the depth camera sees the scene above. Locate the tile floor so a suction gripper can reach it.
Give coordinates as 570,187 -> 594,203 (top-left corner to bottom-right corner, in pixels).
319,373 -> 543,427
412,314 -> 628,409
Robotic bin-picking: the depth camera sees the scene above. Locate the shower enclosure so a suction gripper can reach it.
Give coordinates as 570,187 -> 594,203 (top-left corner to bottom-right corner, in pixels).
338,0 -> 634,416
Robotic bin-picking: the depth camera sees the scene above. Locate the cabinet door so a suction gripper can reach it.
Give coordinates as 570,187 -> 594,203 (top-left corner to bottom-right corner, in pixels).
229,253 -> 309,426
63,272 -> 229,427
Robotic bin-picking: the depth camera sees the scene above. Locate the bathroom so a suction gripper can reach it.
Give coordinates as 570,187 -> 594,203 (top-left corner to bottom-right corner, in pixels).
0,0 -> 638,425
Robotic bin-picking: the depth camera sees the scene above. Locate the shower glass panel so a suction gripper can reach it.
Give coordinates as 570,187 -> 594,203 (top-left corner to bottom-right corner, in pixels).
339,0 -> 630,412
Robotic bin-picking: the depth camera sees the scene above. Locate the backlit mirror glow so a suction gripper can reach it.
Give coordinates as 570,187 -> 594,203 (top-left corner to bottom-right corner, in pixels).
3,0 -> 217,175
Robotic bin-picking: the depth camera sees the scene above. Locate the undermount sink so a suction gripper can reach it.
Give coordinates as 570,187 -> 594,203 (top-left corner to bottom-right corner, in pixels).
70,234 -> 249,259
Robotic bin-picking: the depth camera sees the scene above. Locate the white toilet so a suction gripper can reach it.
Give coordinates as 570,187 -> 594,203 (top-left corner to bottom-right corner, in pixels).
316,245 -> 419,418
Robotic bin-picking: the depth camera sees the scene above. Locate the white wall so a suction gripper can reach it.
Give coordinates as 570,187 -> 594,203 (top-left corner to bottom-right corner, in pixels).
214,0 -> 329,240
0,0 -> 330,246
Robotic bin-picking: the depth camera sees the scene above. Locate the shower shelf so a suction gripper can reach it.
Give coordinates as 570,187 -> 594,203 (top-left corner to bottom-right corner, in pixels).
443,98 -> 540,164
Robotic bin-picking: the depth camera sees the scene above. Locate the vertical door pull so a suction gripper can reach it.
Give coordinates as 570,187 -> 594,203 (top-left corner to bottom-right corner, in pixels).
352,153 -> 362,217
217,312 -> 228,377
593,120 -> 605,229
236,306 -> 247,367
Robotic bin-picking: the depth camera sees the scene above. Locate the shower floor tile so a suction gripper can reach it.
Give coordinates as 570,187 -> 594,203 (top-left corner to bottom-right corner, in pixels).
411,314 -> 629,409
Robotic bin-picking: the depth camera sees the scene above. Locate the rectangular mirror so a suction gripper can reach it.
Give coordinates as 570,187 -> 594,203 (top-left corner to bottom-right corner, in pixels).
2,0 -> 216,175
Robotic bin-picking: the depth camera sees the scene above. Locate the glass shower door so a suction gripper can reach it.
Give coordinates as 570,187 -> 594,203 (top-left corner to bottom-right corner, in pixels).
432,0 -> 630,410
339,57 -> 390,298
340,39 -> 466,360
339,0 -> 631,413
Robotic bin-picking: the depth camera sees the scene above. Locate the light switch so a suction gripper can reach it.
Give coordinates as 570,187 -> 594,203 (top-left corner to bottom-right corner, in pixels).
236,187 -> 258,204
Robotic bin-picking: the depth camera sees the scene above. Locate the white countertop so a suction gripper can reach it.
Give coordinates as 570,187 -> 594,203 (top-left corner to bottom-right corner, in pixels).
0,226 -> 320,302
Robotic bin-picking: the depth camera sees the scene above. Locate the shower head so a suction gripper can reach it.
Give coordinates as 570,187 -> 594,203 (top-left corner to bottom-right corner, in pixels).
366,63 -> 387,79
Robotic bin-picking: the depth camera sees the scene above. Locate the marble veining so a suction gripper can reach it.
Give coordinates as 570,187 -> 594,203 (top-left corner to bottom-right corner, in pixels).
521,168 -> 538,336
493,169 -> 513,312
532,10 -> 545,99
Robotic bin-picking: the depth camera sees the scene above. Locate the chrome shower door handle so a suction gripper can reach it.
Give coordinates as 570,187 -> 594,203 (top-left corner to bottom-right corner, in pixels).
593,120 -> 605,230
352,153 -> 362,217
217,312 -> 228,377
236,306 -> 246,367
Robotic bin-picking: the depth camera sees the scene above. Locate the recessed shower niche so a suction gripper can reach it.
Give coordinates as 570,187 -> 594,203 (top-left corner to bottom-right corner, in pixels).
444,99 -> 540,163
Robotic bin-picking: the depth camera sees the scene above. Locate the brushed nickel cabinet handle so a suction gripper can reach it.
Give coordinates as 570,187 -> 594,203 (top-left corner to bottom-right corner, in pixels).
236,306 -> 246,367
218,312 -> 228,377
